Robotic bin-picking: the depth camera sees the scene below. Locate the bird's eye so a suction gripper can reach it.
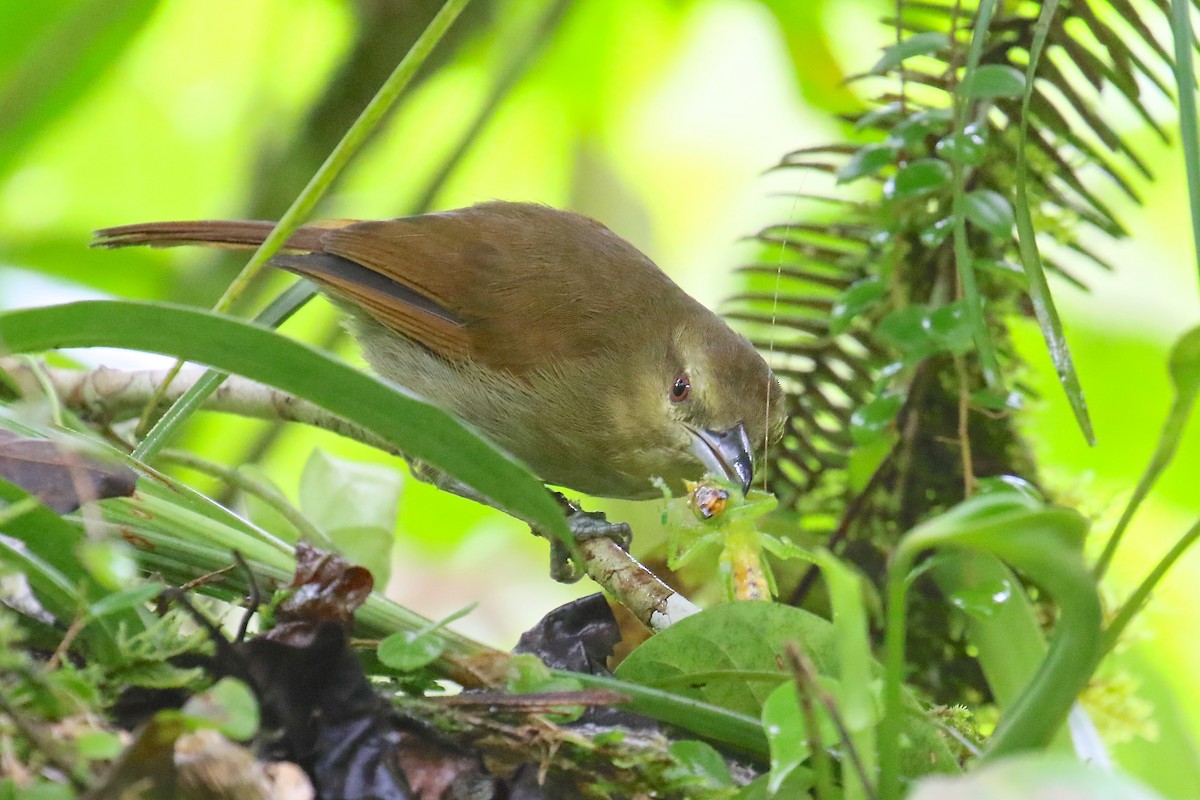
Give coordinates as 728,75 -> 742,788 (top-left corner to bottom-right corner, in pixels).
670,374 -> 691,403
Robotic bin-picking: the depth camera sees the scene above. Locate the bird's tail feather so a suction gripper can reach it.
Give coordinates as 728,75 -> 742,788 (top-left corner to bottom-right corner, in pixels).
92,220 -> 326,252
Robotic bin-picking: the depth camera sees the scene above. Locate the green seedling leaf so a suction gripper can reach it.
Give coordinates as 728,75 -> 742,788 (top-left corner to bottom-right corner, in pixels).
848,430 -> 897,493
299,449 -> 402,534
78,539 -> 138,591
935,128 -> 988,165
762,682 -> 809,795
180,677 -> 259,741
871,32 -> 949,74
963,190 -> 1015,238
830,277 -> 888,334
971,387 -> 1023,411
886,109 -> 954,150
837,143 -> 897,183
974,474 -> 1042,501
378,630 -> 444,672
919,217 -> 954,248
926,302 -> 974,354
666,740 -> 733,789
959,64 -> 1026,99
850,393 -> 904,445
876,306 -> 936,359
76,730 -> 124,761
884,158 -> 952,200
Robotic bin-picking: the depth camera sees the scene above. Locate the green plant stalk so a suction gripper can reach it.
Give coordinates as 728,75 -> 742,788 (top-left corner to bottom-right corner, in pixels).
950,0 -> 1003,388
1102,517 -> 1200,658
1012,0 -> 1094,445
1170,0 -> 1200,296
1094,391 -> 1196,578
133,0 -> 473,460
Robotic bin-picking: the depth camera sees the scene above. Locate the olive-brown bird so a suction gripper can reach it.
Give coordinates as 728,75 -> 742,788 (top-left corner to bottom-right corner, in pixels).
95,202 -> 785,508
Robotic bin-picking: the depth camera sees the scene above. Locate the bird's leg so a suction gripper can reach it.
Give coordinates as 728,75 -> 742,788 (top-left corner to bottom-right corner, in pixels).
407,460 -> 631,583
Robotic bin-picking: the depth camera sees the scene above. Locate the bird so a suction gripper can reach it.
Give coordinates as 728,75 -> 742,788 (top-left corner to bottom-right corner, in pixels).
95,202 -> 786,571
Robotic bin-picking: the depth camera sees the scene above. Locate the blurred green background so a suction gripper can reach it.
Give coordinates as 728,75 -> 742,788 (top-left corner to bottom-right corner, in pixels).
1,1 -> 1197,792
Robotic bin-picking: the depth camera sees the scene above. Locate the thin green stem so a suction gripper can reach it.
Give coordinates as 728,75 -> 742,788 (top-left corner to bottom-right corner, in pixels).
157,449 -> 333,549
950,0 -> 1003,388
132,0 -> 473,461
1170,0 -> 1200,297
1102,517 -> 1200,657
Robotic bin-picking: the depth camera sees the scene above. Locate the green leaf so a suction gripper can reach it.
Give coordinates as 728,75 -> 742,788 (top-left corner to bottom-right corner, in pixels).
935,128 -> 988,165
926,302 -> 974,354
909,754 -> 1165,800
299,449 -> 403,534
848,430 -> 897,493
1168,325 -> 1200,397
378,629 -> 446,672
76,730 -> 124,760
614,603 -> 837,716
830,277 -> 888,334
958,64 -> 1027,100
78,539 -> 138,591
181,677 -> 260,741
849,393 -> 904,445
870,32 -> 949,74
963,189 -> 1015,238
0,301 -> 571,546
836,143 -> 897,183
666,740 -> 733,789
876,306 -> 935,359
762,682 -> 809,794
883,158 -> 952,201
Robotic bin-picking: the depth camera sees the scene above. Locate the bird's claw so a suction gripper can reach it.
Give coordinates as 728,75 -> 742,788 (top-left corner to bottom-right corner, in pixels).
537,496 -> 632,583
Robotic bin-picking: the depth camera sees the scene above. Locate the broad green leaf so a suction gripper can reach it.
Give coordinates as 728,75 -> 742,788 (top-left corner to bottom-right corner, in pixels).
849,393 -> 903,445
615,603 -> 836,716
837,143 -> 897,183
181,677 -> 260,741
378,629 -> 446,672
935,128 -> 988,165
665,740 -> 733,790
883,158 -> 952,201
958,64 -> 1026,100
830,277 -> 888,334
299,450 -> 402,534
963,189 -> 1015,238
0,301 -> 570,544
870,32 -> 949,74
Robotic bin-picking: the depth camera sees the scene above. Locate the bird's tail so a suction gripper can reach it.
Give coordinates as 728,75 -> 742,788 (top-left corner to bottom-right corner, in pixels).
92,220 -> 327,252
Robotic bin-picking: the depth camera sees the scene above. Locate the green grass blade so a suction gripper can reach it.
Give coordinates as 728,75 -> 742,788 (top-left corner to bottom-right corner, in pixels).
1012,0 -> 1095,445
0,300 -> 570,543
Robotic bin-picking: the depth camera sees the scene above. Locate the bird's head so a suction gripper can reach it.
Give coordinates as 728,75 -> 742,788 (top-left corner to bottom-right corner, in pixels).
608,302 -> 786,498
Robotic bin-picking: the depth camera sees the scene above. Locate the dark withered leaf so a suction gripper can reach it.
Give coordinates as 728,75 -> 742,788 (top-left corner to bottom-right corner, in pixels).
0,430 -> 137,513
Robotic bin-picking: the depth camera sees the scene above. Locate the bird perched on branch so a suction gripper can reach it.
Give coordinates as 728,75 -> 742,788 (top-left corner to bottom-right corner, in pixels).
96,202 -> 785,577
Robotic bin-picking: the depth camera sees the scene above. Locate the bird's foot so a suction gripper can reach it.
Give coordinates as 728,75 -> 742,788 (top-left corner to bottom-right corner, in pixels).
541,493 -> 632,583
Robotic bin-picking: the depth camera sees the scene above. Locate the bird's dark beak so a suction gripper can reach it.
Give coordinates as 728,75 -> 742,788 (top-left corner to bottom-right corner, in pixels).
688,422 -> 754,494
